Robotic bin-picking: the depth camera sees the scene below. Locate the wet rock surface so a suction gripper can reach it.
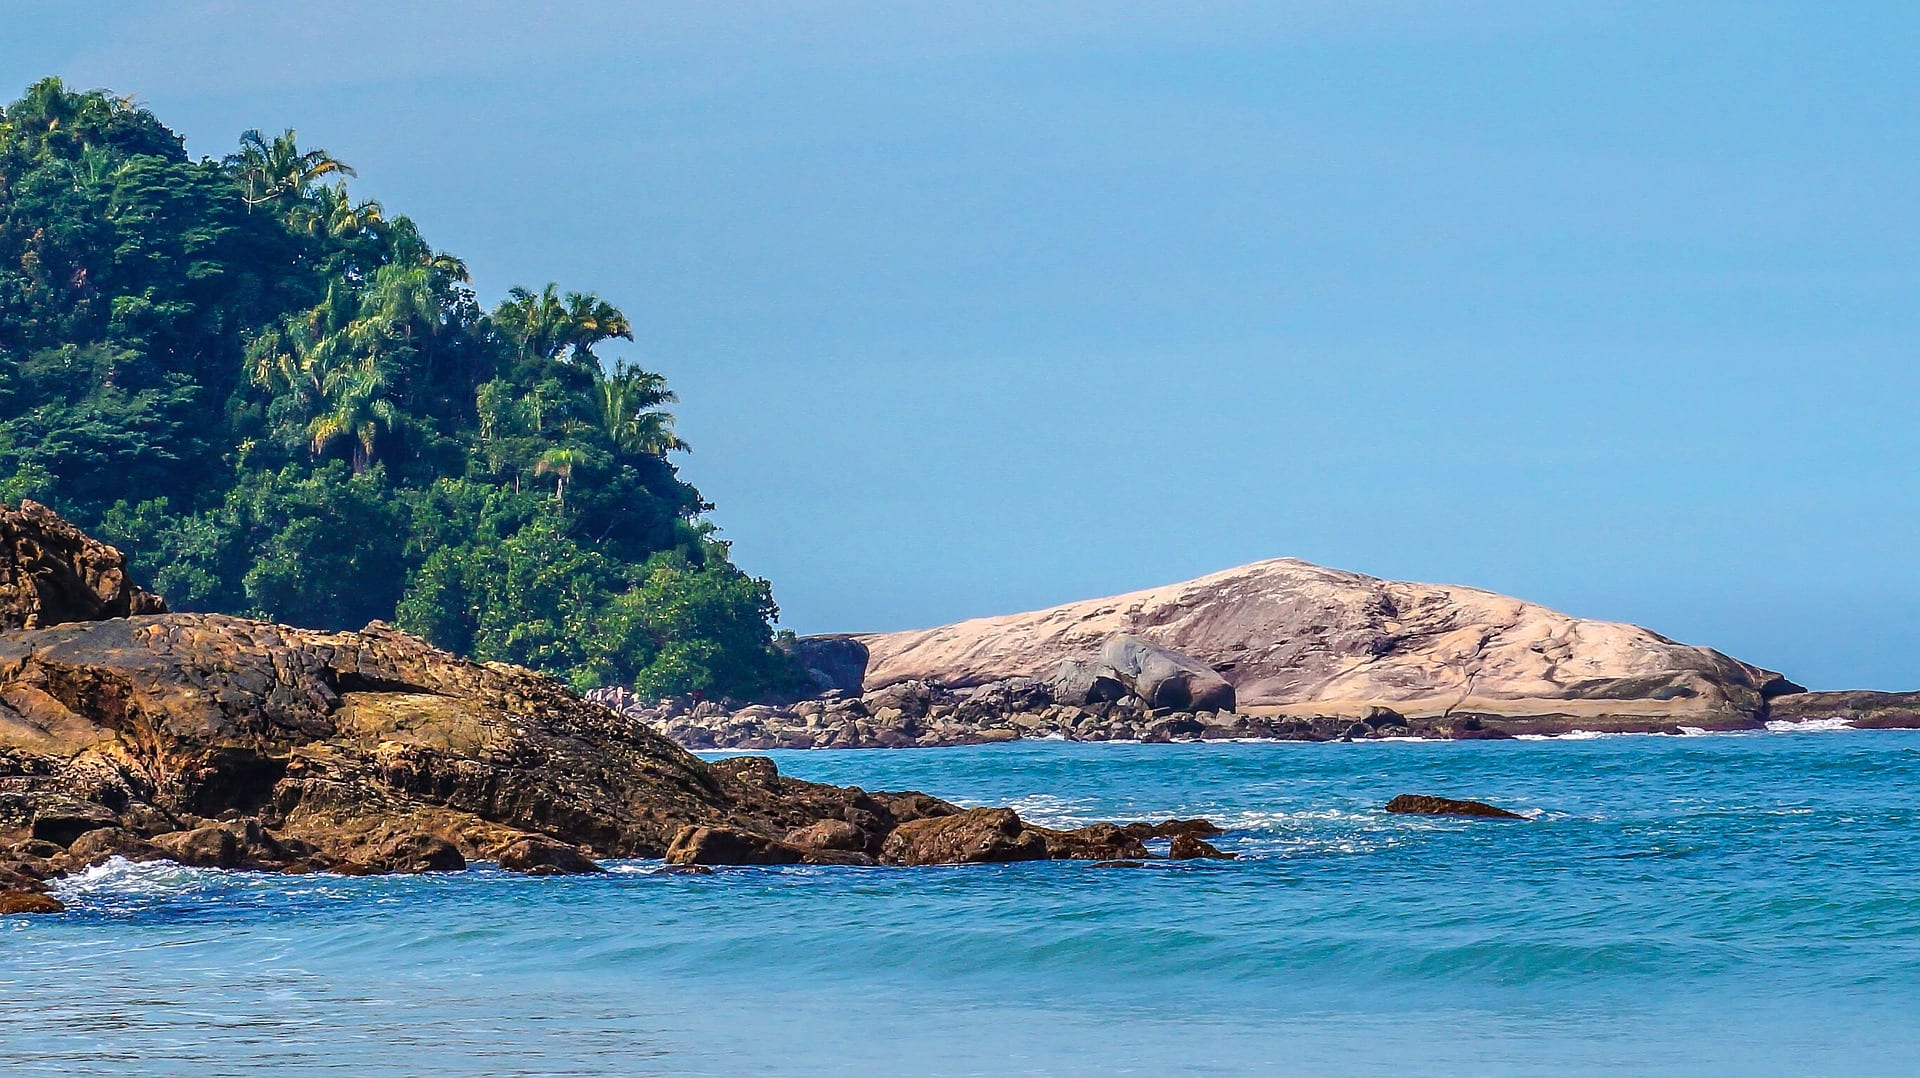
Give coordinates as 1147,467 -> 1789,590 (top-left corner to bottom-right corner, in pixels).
1384,794 -> 1527,820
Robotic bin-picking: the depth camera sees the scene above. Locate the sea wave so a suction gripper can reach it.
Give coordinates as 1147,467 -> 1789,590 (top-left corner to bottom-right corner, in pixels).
1767,717 -> 1857,733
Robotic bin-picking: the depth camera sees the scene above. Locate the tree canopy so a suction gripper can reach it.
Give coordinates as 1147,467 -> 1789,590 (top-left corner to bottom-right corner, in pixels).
0,78 -> 800,698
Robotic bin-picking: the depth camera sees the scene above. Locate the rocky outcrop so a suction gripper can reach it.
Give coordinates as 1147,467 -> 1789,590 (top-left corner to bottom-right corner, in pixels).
0,507 -> 1228,901
0,613 -> 1223,887
781,635 -> 870,695
1090,634 -> 1235,712
1384,794 -> 1526,820
855,559 -> 1801,726
1,500 -> 165,629
1766,690 -> 1920,730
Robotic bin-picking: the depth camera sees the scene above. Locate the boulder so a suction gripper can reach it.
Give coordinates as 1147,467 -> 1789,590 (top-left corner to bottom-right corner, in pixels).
1040,823 -> 1150,861
784,636 -> 870,695
1118,818 -> 1224,841
882,792 -> 961,824
64,827 -> 160,866
785,819 -> 869,853
365,832 -> 467,873
666,825 -> 807,866
1363,706 -> 1408,729
1,500 -> 166,630
1384,794 -> 1526,820
1097,635 -> 1236,713
0,890 -> 64,914
879,808 -> 1049,866
1168,834 -> 1236,860
1766,690 -> 1920,730
861,680 -> 938,720
1048,660 -> 1127,708
497,835 -> 598,875
150,826 -> 240,868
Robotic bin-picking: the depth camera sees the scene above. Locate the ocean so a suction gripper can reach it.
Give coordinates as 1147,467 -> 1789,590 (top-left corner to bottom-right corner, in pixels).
6,729 -> 1919,1075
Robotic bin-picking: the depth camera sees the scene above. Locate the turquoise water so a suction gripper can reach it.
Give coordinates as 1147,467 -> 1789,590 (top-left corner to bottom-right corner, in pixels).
6,731 -> 1920,1075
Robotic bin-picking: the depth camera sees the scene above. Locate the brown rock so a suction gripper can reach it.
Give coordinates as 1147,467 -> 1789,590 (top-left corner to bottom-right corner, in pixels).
880,808 -> 1049,866
151,826 -> 240,868
1040,823 -> 1151,861
366,832 -> 466,873
666,825 -> 807,866
1384,794 -> 1526,820
64,827 -> 160,866
882,792 -> 962,824
0,500 -> 167,630
0,505 -> 1153,883
1168,834 -> 1236,860
1152,818 -> 1225,839
785,819 -> 868,853
497,835 -> 598,875
0,890 -> 64,914
1766,690 -> 1920,730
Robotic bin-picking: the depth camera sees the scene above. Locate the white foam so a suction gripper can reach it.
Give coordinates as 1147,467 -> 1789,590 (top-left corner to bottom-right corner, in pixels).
49,855 -> 225,902
1766,717 -> 1856,733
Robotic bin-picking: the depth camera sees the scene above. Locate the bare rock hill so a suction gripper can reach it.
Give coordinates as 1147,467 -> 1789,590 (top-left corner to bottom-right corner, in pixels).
857,558 -> 1801,726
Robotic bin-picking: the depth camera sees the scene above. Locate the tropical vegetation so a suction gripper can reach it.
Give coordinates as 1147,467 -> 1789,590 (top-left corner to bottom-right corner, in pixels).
0,78 -> 800,697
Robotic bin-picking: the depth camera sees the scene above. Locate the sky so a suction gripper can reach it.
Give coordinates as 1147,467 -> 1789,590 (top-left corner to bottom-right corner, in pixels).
5,2 -> 1917,689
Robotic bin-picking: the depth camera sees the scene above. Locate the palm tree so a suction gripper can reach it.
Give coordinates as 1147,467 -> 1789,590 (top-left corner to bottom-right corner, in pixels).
593,361 -> 687,455
493,284 -> 632,367
561,292 -> 632,367
246,281 -> 359,431
534,446 -> 588,508
307,359 -> 399,473
225,128 -> 356,213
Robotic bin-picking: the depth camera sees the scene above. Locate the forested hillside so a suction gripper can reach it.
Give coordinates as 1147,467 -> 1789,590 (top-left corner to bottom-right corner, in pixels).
0,78 -> 799,697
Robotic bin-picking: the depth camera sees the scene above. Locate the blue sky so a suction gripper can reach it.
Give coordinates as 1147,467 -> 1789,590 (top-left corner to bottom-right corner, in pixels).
6,3 -> 1917,688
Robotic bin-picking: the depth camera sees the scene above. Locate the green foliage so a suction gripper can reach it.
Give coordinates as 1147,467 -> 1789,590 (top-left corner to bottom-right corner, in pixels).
591,547 -> 801,699
2,78 -> 798,698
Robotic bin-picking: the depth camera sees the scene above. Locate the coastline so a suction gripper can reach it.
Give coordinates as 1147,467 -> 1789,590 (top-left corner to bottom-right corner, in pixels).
603,684 -> 1920,752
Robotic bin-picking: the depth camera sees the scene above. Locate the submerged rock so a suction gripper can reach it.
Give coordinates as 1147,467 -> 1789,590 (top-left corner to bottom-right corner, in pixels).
0,889 -> 64,914
497,835 -> 597,875
1168,834 -> 1236,860
1383,794 -> 1526,820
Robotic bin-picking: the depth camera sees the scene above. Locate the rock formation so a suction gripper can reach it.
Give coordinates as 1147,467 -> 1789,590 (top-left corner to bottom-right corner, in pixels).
1384,794 -> 1526,820
1766,690 -> 1920,729
0,504 -> 1219,911
855,558 -> 1801,726
592,559 -> 1881,749
0,500 -> 165,629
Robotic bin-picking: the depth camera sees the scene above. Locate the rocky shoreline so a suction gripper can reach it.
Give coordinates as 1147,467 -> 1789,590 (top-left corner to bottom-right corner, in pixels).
0,503 -> 1233,914
581,563 -> 1920,752
591,678 -> 1920,752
